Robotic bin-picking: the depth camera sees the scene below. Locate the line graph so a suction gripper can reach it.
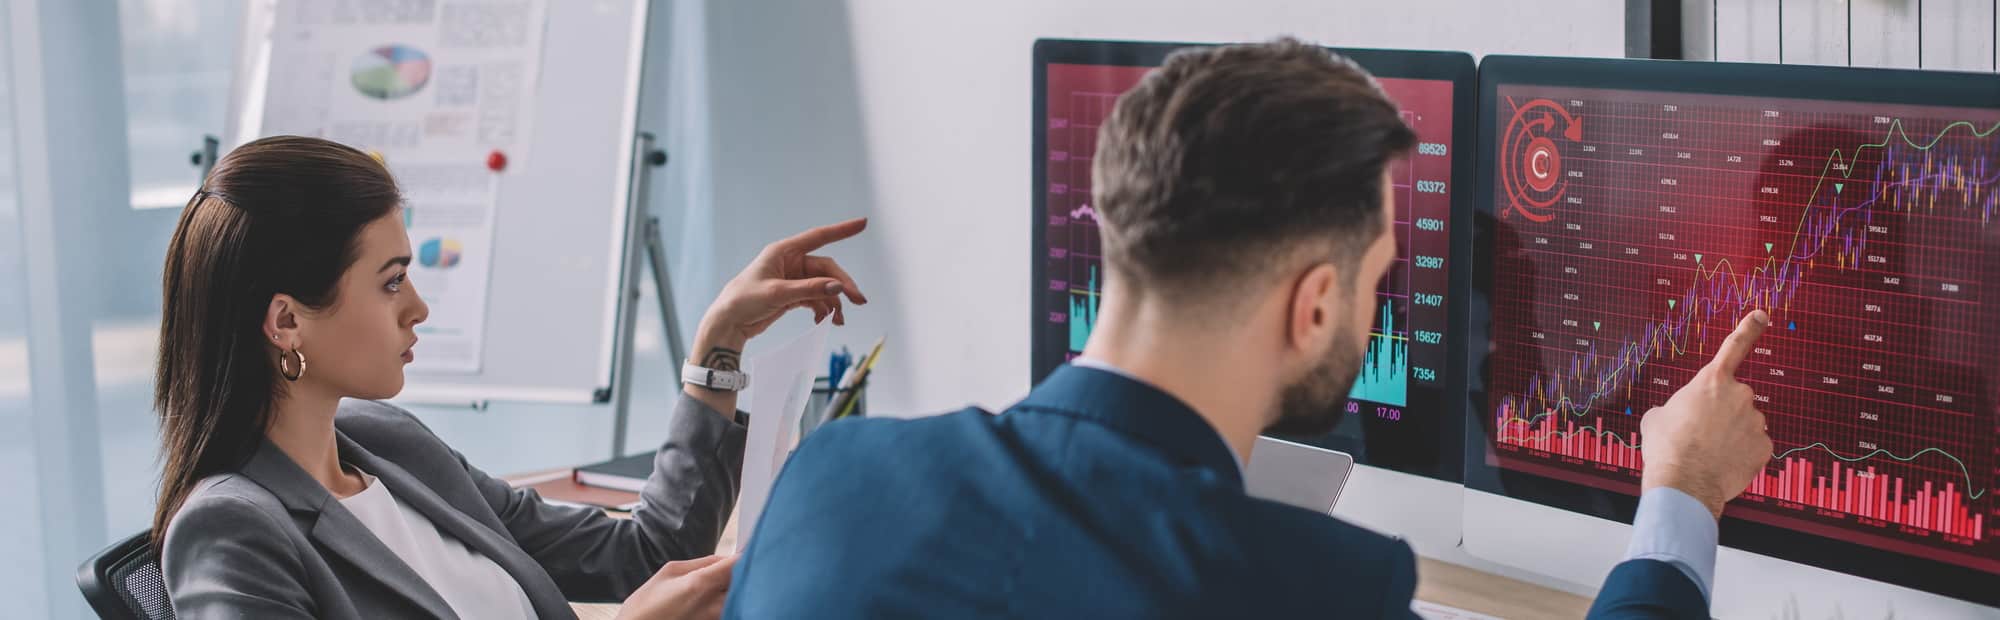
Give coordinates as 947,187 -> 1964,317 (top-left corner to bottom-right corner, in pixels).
1500,403 -> 1989,504
1049,84 -> 1122,359
1487,86 -> 2000,567
1501,405 -> 1984,540
1501,115 -> 1998,430
1070,204 -> 1098,222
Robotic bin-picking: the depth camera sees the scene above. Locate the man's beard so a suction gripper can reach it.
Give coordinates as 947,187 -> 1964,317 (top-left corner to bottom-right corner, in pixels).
1263,327 -> 1362,437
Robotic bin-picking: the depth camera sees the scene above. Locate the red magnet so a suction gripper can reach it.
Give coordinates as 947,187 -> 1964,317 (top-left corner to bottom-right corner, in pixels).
486,150 -> 508,172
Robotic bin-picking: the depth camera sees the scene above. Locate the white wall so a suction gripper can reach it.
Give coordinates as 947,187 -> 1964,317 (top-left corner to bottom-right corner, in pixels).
1690,0 -> 1998,70
675,0 -> 1627,420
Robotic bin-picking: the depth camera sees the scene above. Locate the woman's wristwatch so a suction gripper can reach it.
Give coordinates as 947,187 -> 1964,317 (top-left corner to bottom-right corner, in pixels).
681,362 -> 749,392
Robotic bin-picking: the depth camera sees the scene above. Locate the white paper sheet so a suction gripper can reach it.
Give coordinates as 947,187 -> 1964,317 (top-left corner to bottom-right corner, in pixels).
734,319 -> 833,552
260,0 -> 549,373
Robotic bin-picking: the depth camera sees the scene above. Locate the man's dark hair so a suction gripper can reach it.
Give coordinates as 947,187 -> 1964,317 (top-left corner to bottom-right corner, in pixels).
1092,38 -> 1417,303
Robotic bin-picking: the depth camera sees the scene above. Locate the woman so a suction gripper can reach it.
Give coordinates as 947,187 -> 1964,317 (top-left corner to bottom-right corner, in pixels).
154,136 -> 868,619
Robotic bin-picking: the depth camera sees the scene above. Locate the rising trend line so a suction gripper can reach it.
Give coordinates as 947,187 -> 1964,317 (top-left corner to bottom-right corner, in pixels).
1499,117 -> 2000,487
1510,118 -> 2000,422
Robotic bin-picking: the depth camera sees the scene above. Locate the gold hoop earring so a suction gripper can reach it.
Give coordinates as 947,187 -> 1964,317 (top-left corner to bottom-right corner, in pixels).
280,348 -> 308,382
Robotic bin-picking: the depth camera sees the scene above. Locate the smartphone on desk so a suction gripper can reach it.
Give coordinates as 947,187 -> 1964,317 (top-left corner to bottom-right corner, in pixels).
1243,437 -> 1355,515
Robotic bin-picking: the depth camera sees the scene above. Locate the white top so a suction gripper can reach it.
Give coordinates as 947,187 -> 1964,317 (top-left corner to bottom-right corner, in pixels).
338,470 -> 537,620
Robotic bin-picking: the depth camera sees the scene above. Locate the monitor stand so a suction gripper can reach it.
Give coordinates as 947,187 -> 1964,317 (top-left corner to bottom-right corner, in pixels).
1245,437 -> 1355,514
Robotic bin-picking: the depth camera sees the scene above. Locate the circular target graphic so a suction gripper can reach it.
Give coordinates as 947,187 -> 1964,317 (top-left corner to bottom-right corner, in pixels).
1500,98 -> 1583,223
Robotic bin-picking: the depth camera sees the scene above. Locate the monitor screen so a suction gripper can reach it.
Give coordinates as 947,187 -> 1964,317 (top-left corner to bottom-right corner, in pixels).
1469,56 -> 2000,605
1032,40 -> 1474,482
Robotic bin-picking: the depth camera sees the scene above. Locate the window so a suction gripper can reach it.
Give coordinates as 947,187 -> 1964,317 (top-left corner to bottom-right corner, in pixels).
119,0 -> 246,208
0,1 -> 53,614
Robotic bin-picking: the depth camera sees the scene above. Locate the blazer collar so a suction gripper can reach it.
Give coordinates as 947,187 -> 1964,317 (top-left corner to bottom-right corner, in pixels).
237,438 -> 458,618
237,436 -> 574,619
1018,364 -> 1244,485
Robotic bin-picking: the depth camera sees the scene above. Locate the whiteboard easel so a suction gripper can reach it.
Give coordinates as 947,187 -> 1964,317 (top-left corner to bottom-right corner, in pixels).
226,0 -> 674,431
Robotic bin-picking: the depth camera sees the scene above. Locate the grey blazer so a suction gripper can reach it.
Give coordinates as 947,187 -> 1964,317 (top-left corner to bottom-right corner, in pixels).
160,395 -> 747,619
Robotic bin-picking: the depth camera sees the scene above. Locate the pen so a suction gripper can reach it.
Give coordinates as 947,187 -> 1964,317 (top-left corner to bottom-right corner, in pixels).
833,341 -> 886,419
828,347 -> 850,387
820,338 -> 884,421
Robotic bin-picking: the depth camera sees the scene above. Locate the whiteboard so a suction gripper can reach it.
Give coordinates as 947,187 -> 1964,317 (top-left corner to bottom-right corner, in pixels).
229,0 -> 651,404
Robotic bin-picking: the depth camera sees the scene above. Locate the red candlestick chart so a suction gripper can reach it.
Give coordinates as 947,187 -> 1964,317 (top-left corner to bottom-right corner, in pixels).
1487,86 -> 2000,573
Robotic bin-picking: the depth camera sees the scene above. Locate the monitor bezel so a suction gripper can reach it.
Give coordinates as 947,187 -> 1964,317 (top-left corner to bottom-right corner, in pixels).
1465,54 -> 2000,607
1030,38 -> 1476,483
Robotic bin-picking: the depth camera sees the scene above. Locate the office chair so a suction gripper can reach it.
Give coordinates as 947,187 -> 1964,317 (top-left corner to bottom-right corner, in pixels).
76,530 -> 175,620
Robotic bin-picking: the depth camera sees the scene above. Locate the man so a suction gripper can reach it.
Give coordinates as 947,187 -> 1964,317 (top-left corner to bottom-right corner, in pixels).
727,39 -> 1772,618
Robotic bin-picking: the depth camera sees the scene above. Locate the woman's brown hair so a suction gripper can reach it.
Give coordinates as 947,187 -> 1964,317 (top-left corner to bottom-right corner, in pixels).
152,136 -> 401,549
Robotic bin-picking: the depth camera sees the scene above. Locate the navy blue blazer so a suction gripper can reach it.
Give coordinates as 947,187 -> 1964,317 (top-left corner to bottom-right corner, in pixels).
728,366 -> 1705,619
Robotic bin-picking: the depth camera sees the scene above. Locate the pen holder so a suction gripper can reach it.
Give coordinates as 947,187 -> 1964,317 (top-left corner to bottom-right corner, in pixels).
801,375 -> 868,438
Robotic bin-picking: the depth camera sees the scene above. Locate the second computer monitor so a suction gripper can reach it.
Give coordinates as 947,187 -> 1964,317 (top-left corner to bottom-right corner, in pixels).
1466,54 -> 2000,608
1030,39 -> 1474,482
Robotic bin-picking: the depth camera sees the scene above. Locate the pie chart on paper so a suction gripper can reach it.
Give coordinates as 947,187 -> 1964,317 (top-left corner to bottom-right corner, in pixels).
351,45 -> 433,100
419,237 -> 463,269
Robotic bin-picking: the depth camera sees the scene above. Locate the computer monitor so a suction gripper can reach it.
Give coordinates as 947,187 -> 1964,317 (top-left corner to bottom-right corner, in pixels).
1030,39 -> 1474,483
1465,55 -> 2000,613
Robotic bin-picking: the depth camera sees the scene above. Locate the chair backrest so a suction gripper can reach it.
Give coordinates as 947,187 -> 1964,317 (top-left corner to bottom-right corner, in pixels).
76,530 -> 176,620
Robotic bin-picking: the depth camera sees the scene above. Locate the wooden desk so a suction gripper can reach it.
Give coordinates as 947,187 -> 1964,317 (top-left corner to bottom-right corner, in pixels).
516,474 -> 1588,619
1416,557 -> 1590,618
572,602 -> 620,620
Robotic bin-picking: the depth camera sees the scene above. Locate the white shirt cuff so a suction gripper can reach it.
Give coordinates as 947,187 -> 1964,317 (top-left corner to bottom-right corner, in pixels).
1625,486 -> 1718,602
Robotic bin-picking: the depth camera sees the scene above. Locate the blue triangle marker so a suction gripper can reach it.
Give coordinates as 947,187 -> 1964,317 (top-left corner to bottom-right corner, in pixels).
1625,407 -> 1633,416
1788,321 -> 1797,330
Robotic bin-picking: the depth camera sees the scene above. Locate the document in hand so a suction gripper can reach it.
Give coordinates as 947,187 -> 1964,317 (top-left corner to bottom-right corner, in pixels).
735,318 -> 832,552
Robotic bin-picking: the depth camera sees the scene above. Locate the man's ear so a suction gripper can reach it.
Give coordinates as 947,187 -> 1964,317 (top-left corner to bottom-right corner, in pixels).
1286,263 -> 1341,355
265,294 -> 303,351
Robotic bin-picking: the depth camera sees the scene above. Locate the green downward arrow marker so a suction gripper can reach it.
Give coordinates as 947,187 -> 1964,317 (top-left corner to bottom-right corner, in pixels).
1765,242 -> 1775,252
1593,321 -> 1602,331
1834,182 -> 1845,194
1694,253 -> 1703,263
1668,299 -> 1678,310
